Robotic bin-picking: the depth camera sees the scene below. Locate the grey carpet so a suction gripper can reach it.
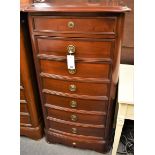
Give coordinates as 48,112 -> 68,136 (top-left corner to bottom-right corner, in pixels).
20,136 -> 124,155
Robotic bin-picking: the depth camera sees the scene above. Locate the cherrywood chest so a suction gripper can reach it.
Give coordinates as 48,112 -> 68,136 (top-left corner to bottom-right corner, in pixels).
20,12 -> 43,139
25,0 -> 130,153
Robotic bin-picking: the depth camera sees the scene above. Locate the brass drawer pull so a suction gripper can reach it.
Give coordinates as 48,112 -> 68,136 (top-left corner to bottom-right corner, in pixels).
68,69 -> 76,74
72,142 -> 76,146
69,84 -> 76,92
71,114 -> 78,121
67,45 -> 75,54
70,100 -> 77,108
72,128 -> 77,134
68,21 -> 75,28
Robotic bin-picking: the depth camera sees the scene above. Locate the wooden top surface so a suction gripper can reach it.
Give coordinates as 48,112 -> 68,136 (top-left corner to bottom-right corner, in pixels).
118,64 -> 134,105
21,0 -> 131,12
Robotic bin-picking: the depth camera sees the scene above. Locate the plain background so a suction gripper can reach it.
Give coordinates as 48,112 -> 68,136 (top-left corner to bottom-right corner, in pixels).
0,0 -> 155,155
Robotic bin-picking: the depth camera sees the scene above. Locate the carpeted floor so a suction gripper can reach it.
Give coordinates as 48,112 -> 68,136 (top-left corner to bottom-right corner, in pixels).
20,136 -> 123,155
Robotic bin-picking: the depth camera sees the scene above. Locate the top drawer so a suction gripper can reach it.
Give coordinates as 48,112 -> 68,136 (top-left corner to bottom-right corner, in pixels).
32,16 -> 117,34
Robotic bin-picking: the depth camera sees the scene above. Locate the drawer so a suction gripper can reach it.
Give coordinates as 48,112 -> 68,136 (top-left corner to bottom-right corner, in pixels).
40,60 -> 111,79
47,131 -> 106,153
33,16 -> 116,34
20,90 -> 26,100
20,114 -> 30,124
42,78 -> 109,96
20,103 -> 28,113
37,38 -> 114,59
47,108 -> 106,125
47,120 -> 105,138
45,94 -> 107,112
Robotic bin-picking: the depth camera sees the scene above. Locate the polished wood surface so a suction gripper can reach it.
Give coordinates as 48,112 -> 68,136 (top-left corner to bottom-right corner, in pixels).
121,0 -> 134,64
27,0 -> 130,153
23,0 -> 130,13
20,12 -> 43,140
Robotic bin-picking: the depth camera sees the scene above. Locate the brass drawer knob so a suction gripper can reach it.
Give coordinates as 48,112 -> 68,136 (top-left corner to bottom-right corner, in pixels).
68,21 -> 75,28
72,142 -> 76,146
72,128 -> 77,134
69,84 -> 76,92
68,69 -> 76,74
70,100 -> 77,108
71,114 -> 78,121
67,45 -> 75,54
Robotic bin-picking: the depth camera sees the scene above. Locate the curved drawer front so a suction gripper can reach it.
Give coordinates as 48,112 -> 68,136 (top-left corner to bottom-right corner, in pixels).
20,115 -> 30,124
40,60 -> 110,79
33,17 -> 116,34
42,78 -> 109,96
20,103 -> 28,113
44,94 -> 107,112
37,38 -> 114,59
47,131 -> 106,153
47,120 -> 105,138
20,90 -> 26,100
46,108 -> 106,125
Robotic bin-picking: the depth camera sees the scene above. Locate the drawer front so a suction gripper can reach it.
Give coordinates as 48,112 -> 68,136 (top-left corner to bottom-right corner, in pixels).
20,103 -> 28,113
42,78 -> 109,96
20,90 -> 26,100
33,17 -> 116,34
40,60 -> 110,79
48,120 -> 105,138
47,131 -> 106,153
20,115 -> 30,124
45,94 -> 107,112
37,38 -> 114,59
47,108 -> 106,125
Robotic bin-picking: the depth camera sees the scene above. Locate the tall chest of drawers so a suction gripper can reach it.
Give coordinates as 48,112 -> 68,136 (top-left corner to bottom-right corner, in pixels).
20,12 -> 43,139
27,0 -> 130,153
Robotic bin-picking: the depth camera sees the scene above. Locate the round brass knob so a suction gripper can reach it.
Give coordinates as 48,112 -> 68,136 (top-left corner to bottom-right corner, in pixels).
72,142 -> 76,146
69,84 -> 76,92
68,69 -> 76,75
68,21 -> 75,28
70,100 -> 77,108
71,128 -> 77,134
71,114 -> 78,121
67,45 -> 75,54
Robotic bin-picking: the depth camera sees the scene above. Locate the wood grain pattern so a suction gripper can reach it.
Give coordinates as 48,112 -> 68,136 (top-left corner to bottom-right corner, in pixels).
22,0 -> 131,13
44,94 -> 108,112
42,77 -> 109,96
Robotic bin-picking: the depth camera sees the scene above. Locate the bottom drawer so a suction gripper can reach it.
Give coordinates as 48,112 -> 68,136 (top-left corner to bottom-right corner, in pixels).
47,130 -> 108,153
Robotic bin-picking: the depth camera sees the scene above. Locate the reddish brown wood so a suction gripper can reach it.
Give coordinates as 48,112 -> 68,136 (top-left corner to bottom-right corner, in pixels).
40,60 -> 111,79
37,37 -> 115,59
42,77 -> 109,96
20,12 -> 43,140
22,0 -> 131,13
27,0 -> 130,153
44,94 -> 108,112
47,120 -> 105,138
33,16 -> 117,34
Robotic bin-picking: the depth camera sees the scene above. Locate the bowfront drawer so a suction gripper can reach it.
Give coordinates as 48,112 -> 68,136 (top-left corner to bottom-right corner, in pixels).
47,120 -> 105,138
47,108 -> 106,125
37,38 -> 114,59
33,16 -> 116,34
20,90 -> 26,100
45,94 -> 107,112
42,78 -> 109,96
20,103 -> 28,113
20,115 -> 30,124
40,60 -> 111,79
47,131 -> 106,153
